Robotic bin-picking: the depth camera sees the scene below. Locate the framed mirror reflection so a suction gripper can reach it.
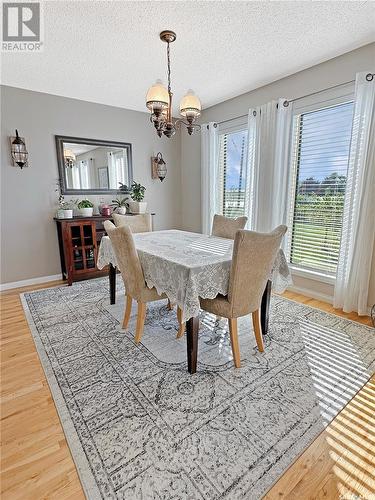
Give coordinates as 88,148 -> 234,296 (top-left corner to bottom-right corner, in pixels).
55,135 -> 133,195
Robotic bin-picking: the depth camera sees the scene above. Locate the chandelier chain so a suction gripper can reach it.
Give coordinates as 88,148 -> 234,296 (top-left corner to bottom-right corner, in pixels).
167,41 -> 171,94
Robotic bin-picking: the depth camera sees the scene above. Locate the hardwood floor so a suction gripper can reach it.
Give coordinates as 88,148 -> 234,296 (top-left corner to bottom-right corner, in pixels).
1,282 -> 374,499
1,281 -> 84,500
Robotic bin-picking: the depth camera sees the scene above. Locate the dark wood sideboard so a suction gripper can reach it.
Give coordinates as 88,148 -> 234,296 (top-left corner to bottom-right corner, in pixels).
54,215 -> 112,285
55,213 -> 155,285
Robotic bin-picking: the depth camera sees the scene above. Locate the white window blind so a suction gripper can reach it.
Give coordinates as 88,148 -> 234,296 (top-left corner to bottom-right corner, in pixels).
217,128 -> 248,218
288,101 -> 354,274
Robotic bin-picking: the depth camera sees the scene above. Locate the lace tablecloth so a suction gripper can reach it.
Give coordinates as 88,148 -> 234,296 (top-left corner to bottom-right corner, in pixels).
97,230 -> 292,322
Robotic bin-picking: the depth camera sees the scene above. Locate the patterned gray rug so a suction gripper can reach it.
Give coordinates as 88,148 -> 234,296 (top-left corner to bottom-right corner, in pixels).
21,278 -> 375,499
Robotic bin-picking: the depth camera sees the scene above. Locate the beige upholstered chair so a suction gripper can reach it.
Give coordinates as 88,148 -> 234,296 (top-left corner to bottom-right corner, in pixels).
112,213 -> 176,310
112,213 -> 152,233
104,220 -> 166,343
211,214 -> 248,240
200,225 -> 287,368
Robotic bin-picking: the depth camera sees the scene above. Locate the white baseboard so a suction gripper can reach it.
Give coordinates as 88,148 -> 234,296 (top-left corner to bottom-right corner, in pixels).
286,285 -> 333,305
0,274 -> 62,291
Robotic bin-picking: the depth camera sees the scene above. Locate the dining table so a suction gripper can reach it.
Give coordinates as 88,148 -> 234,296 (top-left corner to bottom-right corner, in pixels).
97,229 -> 292,374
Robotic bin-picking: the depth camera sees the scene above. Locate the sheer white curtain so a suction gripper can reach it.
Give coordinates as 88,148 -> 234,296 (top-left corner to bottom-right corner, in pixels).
71,163 -> 80,188
201,122 -> 219,234
246,99 -> 293,235
334,72 -> 375,315
79,160 -> 90,189
107,152 -> 117,189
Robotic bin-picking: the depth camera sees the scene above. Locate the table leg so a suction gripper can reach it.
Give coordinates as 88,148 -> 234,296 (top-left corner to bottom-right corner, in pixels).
260,279 -> 272,335
109,264 -> 116,305
186,316 -> 199,374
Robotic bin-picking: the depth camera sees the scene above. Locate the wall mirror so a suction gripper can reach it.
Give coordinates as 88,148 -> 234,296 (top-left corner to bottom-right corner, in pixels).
55,135 -> 133,195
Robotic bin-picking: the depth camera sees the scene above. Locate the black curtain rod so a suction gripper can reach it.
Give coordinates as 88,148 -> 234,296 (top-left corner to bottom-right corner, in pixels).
216,73 -> 374,126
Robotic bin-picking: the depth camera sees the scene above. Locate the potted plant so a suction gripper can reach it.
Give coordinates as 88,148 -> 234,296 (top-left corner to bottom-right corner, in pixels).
111,197 -> 129,215
128,181 -> 147,214
59,201 -> 74,219
77,199 -> 94,217
118,182 -> 131,194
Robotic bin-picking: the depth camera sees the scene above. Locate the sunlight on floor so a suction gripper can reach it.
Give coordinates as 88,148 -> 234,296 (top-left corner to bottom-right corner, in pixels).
327,378 -> 375,499
301,317 -> 374,499
200,313 -> 234,360
301,319 -> 370,424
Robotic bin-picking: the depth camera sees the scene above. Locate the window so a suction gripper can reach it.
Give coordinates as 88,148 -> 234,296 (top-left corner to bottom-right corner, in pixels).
217,127 -> 248,218
288,100 -> 354,275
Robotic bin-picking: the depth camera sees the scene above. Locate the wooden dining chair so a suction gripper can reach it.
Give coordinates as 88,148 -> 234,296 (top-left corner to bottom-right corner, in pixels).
211,214 -> 248,240
200,225 -> 287,368
104,220 -> 167,343
112,213 -> 152,233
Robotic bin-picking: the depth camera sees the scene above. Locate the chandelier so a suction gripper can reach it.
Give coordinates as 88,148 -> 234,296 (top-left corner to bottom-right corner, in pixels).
64,149 -> 76,168
146,31 -> 201,138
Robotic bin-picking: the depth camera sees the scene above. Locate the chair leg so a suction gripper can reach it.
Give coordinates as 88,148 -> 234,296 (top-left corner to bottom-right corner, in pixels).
135,302 -> 147,344
122,294 -> 132,329
176,306 -> 185,339
228,318 -> 241,368
252,309 -> 264,352
167,299 -> 174,310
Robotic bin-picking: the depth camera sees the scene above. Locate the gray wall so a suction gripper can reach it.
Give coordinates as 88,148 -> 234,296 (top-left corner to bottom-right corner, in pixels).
0,86 -> 182,284
1,44 -> 374,307
180,43 -> 375,307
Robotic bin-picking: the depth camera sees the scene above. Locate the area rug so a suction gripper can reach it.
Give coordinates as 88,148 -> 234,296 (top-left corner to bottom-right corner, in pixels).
21,278 -> 375,499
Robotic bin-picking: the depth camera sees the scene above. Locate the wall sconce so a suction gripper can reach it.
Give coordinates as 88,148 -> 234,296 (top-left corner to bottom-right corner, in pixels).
151,152 -> 167,181
10,130 -> 28,168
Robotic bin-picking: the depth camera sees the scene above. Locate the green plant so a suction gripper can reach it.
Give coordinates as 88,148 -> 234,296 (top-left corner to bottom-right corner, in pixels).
55,179 -> 64,205
130,181 -> 146,202
77,199 -> 94,209
111,197 -> 128,208
118,182 -> 131,193
60,201 -> 75,210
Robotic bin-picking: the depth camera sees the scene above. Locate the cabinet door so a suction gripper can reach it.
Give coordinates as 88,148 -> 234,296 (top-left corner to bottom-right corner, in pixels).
69,224 -> 85,272
83,222 -> 97,270
68,222 -> 97,273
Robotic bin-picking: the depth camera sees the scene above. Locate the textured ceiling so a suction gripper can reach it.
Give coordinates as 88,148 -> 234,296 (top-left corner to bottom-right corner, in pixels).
1,1 -> 375,113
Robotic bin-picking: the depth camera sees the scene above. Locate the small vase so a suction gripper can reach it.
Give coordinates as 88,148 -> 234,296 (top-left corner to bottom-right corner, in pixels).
101,207 -> 112,216
116,206 -> 127,215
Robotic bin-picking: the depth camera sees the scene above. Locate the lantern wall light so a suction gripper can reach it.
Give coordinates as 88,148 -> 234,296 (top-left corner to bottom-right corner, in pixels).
10,130 -> 28,168
146,30 -> 201,138
151,152 -> 167,181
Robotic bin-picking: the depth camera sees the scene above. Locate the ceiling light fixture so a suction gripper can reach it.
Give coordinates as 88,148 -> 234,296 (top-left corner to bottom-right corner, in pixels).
64,149 -> 76,168
146,30 -> 201,138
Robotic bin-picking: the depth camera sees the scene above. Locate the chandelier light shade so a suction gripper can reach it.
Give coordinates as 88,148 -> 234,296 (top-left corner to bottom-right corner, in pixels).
146,80 -> 169,115
146,30 -> 201,138
180,90 -> 201,120
10,130 -> 29,168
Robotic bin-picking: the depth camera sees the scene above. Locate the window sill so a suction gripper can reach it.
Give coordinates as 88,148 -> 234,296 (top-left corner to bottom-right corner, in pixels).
289,265 -> 336,285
